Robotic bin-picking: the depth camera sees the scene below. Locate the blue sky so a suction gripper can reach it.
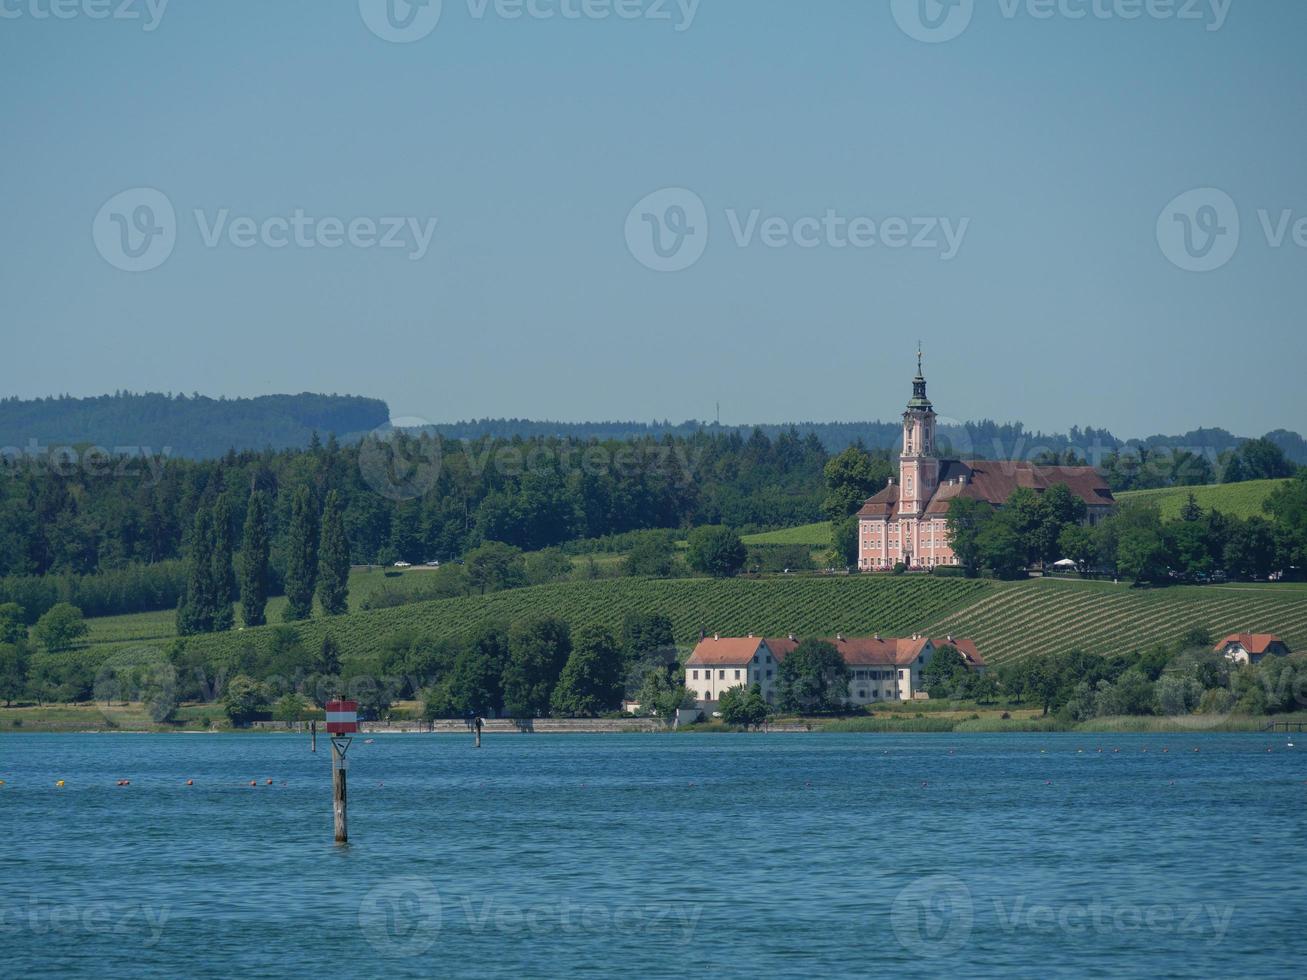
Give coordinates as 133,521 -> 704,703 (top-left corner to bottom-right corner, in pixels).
2,0 -> 1304,438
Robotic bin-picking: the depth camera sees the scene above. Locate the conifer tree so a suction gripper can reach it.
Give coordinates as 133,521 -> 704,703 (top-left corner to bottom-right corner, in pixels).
283,486 -> 318,622
240,490 -> 271,627
316,490 -> 350,616
176,508 -> 216,636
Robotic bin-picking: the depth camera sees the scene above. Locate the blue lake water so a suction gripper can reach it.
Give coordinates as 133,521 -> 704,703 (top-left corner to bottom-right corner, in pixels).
2,732 -> 1305,978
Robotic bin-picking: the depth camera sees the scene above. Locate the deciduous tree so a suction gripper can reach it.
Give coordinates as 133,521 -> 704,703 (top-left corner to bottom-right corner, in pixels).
777,639 -> 849,713
550,624 -> 624,717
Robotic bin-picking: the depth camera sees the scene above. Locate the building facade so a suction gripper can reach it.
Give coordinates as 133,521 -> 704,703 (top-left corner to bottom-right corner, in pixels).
684,633 -> 985,710
857,354 -> 1116,571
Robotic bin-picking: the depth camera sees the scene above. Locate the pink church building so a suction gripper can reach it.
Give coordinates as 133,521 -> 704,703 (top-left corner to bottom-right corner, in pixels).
856,356 -> 1115,571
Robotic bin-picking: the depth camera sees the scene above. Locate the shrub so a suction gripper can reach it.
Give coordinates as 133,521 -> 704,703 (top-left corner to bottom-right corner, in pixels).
930,565 -> 967,578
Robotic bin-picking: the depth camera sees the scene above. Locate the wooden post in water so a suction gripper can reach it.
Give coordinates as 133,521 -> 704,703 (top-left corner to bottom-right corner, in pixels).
310,719 -> 317,753
324,699 -> 358,845
331,736 -> 349,844
474,716 -> 483,749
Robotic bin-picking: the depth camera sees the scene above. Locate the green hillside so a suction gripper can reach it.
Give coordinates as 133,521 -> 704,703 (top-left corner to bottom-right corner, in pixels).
80,572 -> 1307,671
924,578 -> 1307,667
1116,479 -> 1288,520
173,575 -> 988,665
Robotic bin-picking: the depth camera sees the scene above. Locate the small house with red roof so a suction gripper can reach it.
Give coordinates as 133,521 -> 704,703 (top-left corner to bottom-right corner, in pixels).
1213,633 -> 1291,666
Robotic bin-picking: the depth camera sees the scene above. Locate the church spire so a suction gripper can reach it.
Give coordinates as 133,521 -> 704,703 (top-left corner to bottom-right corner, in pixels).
908,344 -> 932,410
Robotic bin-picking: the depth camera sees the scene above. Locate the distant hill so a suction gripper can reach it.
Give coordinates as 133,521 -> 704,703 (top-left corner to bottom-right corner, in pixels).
417,418 -> 1307,464
0,392 -> 390,459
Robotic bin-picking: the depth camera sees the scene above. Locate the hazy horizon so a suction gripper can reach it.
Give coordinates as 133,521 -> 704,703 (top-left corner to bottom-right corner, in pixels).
4,1 -> 1304,437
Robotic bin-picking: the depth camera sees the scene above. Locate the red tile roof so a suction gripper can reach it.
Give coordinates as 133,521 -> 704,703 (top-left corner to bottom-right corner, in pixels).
856,460 -> 1114,520
685,636 -> 766,666
769,635 -> 952,667
1214,633 -> 1288,655
694,635 -> 986,669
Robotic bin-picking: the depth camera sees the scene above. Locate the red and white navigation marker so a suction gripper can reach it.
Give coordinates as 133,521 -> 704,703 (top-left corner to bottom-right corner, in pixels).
325,699 -> 359,735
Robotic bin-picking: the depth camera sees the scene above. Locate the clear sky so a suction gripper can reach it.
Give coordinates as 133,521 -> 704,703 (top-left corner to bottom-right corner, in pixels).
2,0 -> 1304,438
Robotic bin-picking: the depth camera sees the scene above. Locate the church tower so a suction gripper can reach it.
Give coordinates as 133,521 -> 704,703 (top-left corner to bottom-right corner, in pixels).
899,347 -> 939,521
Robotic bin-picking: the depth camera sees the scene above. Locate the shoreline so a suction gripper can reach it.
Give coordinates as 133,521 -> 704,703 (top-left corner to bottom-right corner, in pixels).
2,711 -> 1301,736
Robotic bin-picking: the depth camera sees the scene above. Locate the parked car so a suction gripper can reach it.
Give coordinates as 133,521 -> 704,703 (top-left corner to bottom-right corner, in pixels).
394,560 -> 411,568
424,559 -> 440,567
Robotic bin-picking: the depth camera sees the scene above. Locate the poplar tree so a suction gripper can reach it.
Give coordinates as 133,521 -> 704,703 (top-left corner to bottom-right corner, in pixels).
283,486 -> 318,622
176,508 -> 216,636
316,490 -> 350,616
240,490 -> 271,628
211,492 -> 235,631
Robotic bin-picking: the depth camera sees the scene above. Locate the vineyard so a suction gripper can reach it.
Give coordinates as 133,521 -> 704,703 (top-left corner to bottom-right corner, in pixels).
175,575 -> 990,666
79,571 -> 1307,673
924,579 -> 1307,667
1116,478 -> 1288,520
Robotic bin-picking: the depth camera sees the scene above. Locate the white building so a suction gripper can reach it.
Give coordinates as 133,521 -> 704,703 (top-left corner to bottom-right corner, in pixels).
684,633 -> 985,710
684,635 -> 786,706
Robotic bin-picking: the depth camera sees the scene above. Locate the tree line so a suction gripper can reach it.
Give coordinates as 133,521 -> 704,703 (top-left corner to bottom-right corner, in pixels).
0,427 -> 826,584
994,628 -> 1307,721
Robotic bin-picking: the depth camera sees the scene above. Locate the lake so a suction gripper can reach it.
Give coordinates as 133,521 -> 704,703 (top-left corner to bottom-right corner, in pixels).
2,732 -> 1304,978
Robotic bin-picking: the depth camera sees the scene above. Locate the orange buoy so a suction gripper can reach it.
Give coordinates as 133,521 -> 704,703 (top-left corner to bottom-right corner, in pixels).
265,778 -> 273,785
186,779 -> 194,786
249,780 -> 257,786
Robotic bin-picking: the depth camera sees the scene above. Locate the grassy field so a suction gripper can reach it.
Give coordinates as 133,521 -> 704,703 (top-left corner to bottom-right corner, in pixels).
1116,478 -> 1289,520
0,702 -> 223,732
79,566 -> 452,653
742,522 -> 832,547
